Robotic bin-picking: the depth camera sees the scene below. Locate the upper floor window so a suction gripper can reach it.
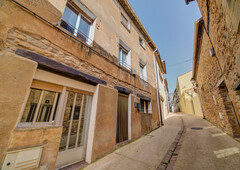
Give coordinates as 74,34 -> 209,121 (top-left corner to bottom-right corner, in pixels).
139,60 -> 147,81
159,72 -> 163,82
61,3 -> 95,45
139,36 -> 145,48
121,13 -> 130,31
119,40 -> 131,70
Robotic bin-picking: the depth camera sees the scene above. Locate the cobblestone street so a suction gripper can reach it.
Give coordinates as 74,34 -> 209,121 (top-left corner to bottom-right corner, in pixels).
83,113 -> 240,170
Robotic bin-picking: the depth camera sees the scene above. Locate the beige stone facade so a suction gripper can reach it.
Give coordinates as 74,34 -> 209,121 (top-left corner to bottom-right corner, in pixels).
0,0 -> 167,169
176,71 -> 203,117
192,0 -> 240,137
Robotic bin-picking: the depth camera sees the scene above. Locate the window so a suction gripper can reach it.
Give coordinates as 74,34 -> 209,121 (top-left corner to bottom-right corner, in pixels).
119,41 -> 131,70
60,3 -> 95,45
159,72 -> 163,82
140,99 -> 152,114
20,88 -> 60,124
121,13 -> 130,31
139,36 -> 145,48
139,61 -> 147,81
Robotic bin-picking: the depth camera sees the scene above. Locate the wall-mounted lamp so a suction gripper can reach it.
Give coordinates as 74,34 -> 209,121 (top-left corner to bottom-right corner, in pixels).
190,77 -> 198,87
210,47 -> 215,57
185,0 -> 195,5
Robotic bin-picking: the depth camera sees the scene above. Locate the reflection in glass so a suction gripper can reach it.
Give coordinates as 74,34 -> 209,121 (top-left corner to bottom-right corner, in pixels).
59,91 -> 92,152
36,91 -> 56,122
59,91 -> 75,151
78,95 -> 89,147
61,5 -> 78,34
21,89 -> 42,122
68,93 -> 83,149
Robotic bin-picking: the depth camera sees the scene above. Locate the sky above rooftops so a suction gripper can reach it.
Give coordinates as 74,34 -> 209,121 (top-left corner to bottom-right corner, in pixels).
128,0 -> 201,93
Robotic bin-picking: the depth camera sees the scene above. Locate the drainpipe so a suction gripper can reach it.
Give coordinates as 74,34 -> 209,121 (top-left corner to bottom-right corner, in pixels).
153,49 -> 164,126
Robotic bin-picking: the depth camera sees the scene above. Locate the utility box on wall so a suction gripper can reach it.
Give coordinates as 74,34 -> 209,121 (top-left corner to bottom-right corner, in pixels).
2,146 -> 43,170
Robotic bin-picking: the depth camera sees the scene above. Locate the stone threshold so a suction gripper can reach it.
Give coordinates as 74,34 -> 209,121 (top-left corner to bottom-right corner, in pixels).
59,161 -> 89,170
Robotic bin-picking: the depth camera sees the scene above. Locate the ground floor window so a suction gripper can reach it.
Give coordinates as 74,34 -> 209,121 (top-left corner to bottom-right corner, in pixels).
140,99 -> 152,114
20,87 -> 60,125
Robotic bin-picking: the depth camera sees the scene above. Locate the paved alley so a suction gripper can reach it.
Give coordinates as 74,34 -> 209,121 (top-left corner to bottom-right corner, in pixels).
84,113 -> 240,170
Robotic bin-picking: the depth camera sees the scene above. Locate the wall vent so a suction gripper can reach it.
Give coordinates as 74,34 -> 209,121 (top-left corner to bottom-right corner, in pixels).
3,146 -> 43,170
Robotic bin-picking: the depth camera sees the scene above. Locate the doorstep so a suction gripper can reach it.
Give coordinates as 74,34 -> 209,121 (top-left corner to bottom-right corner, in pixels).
59,161 -> 88,170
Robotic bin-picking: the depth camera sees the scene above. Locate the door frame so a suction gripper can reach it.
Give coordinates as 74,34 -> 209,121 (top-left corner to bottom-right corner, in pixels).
116,93 -> 132,143
33,69 -> 98,167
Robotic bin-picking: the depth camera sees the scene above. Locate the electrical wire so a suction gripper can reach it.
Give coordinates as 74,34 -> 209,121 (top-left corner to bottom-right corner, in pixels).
167,58 -> 192,67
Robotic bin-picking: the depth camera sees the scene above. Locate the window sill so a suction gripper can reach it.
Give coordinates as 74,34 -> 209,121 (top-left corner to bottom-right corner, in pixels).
16,124 -> 61,130
140,78 -> 148,83
58,25 -> 93,47
140,112 -> 152,115
121,21 -> 131,33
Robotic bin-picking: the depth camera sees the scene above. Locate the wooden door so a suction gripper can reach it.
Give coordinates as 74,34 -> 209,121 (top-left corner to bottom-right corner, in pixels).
116,94 -> 128,143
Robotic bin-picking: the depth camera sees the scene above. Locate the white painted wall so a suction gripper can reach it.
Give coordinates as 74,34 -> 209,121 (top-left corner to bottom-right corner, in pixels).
156,64 -> 168,120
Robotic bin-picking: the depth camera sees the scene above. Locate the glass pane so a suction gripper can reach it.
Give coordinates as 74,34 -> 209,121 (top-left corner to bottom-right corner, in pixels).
119,48 -> 123,65
68,93 -> 83,149
36,91 -> 56,122
122,51 -> 127,63
52,94 -> 61,121
62,5 -> 78,28
59,91 -> 75,151
78,95 -> 91,147
21,89 -> 42,122
140,66 -> 144,78
78,17 -> 90,37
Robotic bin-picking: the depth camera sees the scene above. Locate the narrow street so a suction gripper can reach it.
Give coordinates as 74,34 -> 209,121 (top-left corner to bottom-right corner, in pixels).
84,113 -> 240,170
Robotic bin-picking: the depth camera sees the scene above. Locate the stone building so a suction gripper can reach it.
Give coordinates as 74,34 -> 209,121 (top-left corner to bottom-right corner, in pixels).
0,0 -> 167,169
176,71 -> 204,117
188,0 -> 240,137
172,88 -> 180,113
154,57 -> 168,121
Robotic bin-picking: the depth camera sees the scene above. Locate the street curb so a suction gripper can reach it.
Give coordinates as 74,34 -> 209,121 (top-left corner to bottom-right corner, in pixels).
157,115 -> 185,170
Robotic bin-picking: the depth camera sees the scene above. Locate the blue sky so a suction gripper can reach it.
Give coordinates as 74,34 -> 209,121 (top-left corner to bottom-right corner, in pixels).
128,0 -> 202,93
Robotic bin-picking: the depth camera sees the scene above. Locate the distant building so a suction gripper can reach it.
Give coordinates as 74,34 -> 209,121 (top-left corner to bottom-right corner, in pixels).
176,71 -> 204,117
172,88 -> 180,113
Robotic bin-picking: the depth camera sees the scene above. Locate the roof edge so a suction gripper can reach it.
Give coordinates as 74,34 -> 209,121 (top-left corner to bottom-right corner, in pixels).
118,0 -> 157,50
192,17 -> 203,80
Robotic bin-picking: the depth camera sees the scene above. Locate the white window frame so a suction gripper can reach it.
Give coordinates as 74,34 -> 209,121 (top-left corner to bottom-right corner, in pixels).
119,41 -> 131,70
139,63 -> 147,82
61,2 -> 96,46
121,12 -> 130,31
